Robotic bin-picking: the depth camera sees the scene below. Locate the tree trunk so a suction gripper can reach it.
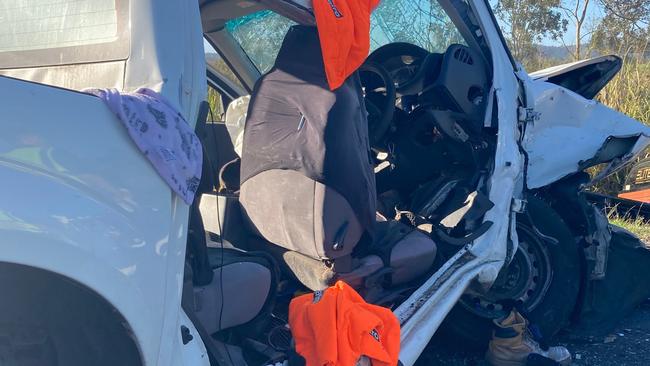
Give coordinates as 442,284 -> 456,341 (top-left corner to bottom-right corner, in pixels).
576,24 -> 581,59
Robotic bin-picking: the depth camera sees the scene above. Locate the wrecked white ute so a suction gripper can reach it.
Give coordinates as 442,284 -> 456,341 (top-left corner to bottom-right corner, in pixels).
1,1 -> 649,366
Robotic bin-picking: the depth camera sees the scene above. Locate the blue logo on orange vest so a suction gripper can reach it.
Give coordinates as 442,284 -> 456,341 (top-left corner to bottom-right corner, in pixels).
327,0 -> 343,18
313,290 -> 324,303
370,328 -> 380,342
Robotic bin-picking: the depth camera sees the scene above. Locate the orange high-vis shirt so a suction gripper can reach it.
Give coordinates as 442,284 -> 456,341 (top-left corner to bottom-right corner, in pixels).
313,0 -> 381,90
289,281 -> 400,366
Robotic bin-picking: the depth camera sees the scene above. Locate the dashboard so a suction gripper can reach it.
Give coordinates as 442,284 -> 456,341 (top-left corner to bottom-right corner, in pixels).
362,42 -> 489,135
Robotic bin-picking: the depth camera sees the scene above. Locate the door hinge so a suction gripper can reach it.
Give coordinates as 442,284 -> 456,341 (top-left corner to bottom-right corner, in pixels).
518,106 -> 541,124
511,198 -> 527,213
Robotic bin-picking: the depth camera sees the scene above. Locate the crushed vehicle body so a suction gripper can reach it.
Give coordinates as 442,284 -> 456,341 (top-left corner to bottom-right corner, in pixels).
0,0 -> 649,365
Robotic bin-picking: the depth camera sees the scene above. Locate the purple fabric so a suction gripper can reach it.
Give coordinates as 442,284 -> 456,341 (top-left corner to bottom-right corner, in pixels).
86,88 -> 202,205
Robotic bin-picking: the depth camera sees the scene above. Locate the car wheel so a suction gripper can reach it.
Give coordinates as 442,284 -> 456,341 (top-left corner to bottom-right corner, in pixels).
439,195 -> 581,350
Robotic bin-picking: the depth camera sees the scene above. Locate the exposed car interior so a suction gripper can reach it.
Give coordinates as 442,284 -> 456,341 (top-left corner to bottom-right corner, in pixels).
4,1 -> 650,365
187,1 -> 497,363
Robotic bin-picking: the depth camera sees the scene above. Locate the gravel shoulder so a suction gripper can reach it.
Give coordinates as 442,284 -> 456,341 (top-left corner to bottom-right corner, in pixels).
559,300 -> 650,366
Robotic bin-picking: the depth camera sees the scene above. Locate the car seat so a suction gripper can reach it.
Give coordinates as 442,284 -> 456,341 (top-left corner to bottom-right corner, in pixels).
238,25 -> 437,294
184,106 -> 276,335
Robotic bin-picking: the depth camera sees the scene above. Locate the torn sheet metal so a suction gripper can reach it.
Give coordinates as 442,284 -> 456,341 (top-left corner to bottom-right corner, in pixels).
523,81 -> 650,189
530,55 -> 621,81
584,205 -> 612,280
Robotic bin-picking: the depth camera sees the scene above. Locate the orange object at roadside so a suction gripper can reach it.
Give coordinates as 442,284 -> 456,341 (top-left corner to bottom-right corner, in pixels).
619,189 -> 650,203
619,158 -> 650,203
313,0 -> 381,90
288,281 -> 400,366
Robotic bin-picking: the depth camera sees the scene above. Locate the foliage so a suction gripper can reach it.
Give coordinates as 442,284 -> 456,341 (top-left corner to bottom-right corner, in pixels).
493,0 -> 568,69
370,0 -> 464,53
493,0 -> 650,196
608,215 -> 650,243
206,86 -> 224,121
591,0 -> 650,56
559,0 -> 593,60
599,61 -> 650,124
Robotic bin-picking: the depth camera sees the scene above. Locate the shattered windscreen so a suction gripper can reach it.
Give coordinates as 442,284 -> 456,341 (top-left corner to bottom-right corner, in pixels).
226,0 -> 466,74
226,10 -> 295,74
369,0 -> 465,52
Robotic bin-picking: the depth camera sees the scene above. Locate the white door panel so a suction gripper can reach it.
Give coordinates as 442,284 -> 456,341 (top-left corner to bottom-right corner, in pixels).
0,75 -> 188,366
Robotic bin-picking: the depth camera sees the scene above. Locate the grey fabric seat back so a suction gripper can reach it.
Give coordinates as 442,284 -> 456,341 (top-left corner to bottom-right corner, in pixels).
241,170 -> 363,260
239,25 -> 376,260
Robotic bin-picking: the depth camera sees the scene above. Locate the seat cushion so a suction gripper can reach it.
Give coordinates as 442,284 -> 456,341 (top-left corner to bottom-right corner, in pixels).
192,247 -> 277,334
244,220 -> 437,293
241,169 -> 363,261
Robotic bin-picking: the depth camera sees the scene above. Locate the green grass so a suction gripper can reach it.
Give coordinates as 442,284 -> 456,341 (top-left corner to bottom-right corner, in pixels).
598,61 -> 650,125
609,215 -> 650,244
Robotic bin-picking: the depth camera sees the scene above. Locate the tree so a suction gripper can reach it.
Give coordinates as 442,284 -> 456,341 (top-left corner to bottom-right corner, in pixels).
494,0 -> 568,68
590,0 -> 650,56
560,0 -> 594,60
370,0 -> 464,53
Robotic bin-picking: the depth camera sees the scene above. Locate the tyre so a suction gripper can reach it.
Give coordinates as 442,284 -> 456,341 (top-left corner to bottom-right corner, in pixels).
0,263 -> 142,366
439,195 -> 582,350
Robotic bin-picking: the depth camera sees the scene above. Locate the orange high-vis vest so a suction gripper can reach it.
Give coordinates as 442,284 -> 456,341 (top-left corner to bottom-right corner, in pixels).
289,281 -> 400,366
313,0 -> 381,90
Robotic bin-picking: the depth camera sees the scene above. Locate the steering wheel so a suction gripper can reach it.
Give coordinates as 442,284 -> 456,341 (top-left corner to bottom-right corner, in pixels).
366,42 -> 431,95
359,62 -> 396,149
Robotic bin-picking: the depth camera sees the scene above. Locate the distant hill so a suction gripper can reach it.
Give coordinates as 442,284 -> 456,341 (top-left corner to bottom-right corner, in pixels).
538,45 -> 573,60
537,44 -> 602,61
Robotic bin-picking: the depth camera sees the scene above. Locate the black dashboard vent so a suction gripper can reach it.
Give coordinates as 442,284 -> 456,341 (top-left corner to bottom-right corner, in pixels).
453,48 -> 474,65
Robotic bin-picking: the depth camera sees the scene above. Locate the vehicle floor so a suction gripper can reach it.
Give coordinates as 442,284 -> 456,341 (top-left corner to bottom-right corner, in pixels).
417,299 -> 650,366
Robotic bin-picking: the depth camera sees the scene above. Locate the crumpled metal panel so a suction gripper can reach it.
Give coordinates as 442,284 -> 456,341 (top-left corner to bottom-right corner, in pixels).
523,81 -> 650,189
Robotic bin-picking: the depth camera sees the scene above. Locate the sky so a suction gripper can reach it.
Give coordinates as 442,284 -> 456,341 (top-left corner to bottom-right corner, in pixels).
542,1 -> 607,46
483,0 -> 608,46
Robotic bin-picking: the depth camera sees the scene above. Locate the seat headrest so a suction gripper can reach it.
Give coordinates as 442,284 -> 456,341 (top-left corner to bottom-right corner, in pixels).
274,25 -> 325,79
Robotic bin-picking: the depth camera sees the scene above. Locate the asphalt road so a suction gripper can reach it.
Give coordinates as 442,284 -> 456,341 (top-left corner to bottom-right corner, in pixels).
560,300 -> 650,366
416,299 -> 650,365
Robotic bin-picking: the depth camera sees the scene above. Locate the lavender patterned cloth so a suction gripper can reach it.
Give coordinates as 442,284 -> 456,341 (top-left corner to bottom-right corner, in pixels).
86,88 -> 202,205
